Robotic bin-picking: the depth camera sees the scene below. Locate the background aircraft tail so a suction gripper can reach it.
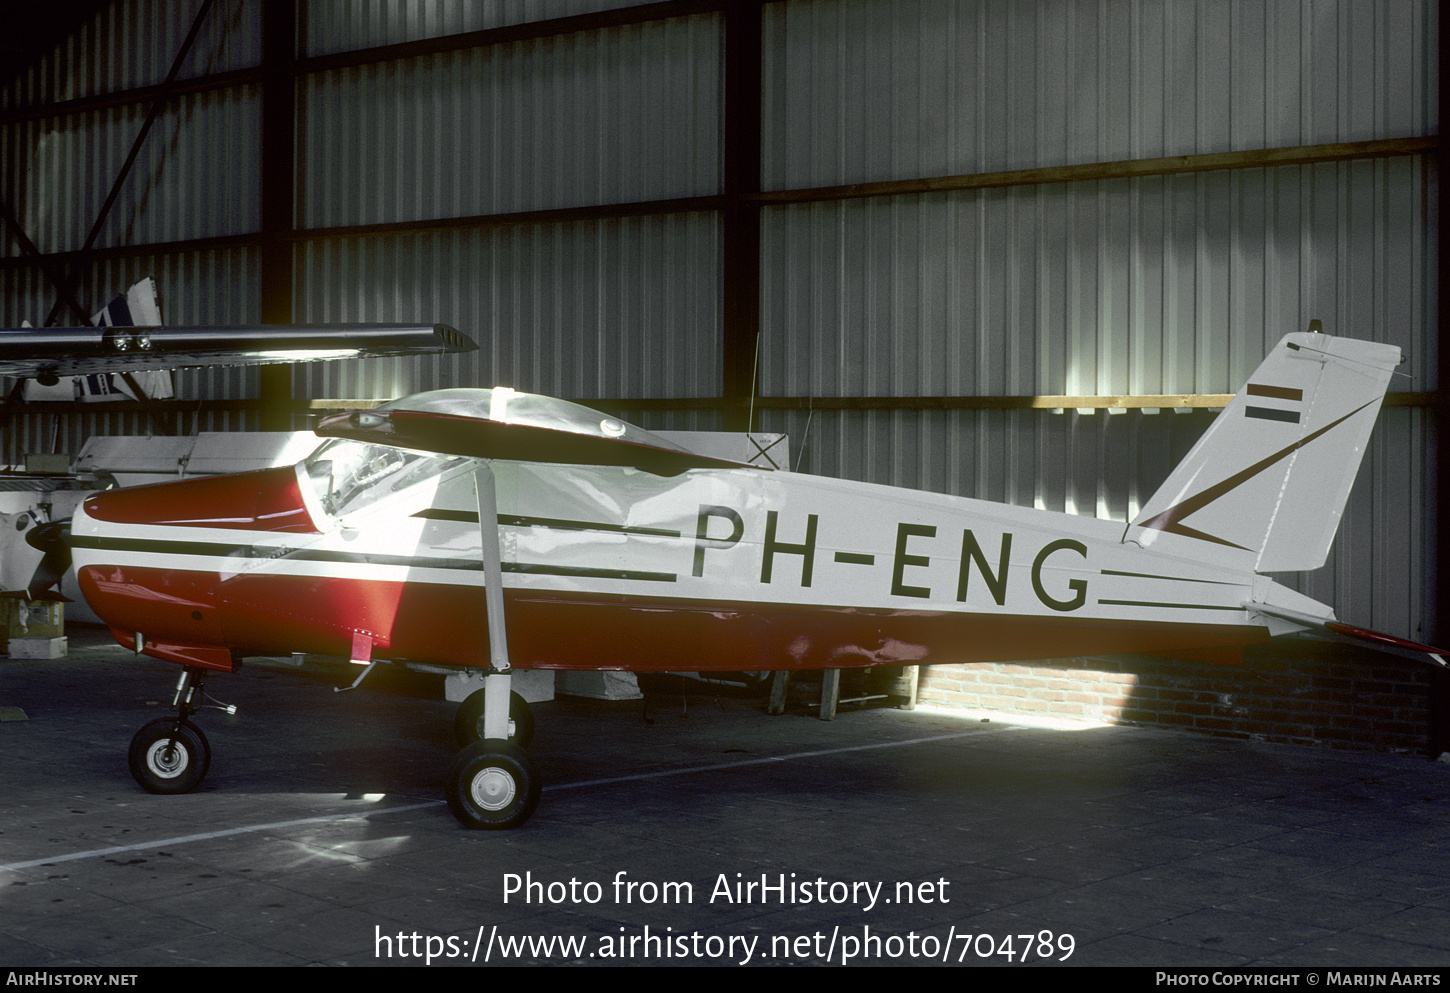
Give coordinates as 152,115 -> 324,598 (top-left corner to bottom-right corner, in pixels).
1129,330 -> 1401,573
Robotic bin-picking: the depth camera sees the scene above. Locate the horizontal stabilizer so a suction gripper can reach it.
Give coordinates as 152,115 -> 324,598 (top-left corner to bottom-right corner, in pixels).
1246,602 -> 1448,670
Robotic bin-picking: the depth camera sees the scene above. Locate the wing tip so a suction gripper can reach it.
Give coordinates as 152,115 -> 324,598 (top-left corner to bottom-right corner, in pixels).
434,324 -> 478,353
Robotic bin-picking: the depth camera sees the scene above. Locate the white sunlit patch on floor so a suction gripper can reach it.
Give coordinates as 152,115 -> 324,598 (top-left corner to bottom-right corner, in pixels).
912,703 -> 1116,732
0,795 -> 438,873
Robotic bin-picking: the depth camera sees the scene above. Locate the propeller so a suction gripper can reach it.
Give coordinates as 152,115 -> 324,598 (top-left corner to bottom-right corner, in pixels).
22,518 -> 72,602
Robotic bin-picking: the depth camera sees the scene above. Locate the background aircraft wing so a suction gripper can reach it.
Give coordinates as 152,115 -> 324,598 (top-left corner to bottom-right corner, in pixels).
0,324 -> 476,384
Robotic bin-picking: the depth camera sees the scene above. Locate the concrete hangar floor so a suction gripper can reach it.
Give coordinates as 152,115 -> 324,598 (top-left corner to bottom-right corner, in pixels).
1,625 -> 1447,967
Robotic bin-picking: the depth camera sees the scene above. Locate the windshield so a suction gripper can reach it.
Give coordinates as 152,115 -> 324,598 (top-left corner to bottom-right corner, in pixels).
302,438 -> 457,520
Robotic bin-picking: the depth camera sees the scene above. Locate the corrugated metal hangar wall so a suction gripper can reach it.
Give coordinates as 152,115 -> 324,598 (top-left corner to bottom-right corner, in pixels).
0,1 -> 1443,748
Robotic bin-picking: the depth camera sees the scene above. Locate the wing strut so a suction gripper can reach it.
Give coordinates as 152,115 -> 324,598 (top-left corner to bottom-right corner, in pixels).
439,463 -> 543,829
474,462 -> 513,740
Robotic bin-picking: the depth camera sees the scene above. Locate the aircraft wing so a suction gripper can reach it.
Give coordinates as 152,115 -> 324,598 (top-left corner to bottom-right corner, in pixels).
315,390 -> 766,472
0,324 -> 475,384
1246,602 -> 1449,670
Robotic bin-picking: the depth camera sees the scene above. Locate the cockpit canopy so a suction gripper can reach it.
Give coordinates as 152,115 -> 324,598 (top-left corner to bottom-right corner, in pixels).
311,387 -> 758,472
301,387 -> 757,525
376,387 -> 693,456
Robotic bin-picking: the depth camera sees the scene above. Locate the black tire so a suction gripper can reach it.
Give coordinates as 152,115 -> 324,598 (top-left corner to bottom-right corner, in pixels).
128,719 -> 210,795
445,740 -> 541,830
453,689 -> 534,749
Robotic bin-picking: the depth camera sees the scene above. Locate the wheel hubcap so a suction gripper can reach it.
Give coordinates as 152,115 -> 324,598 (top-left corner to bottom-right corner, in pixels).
470,767 -> 517,810
145,740 -> 188,779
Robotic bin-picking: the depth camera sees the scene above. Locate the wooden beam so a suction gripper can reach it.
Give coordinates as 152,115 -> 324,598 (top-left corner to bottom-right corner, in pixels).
750,137 -> 1439,206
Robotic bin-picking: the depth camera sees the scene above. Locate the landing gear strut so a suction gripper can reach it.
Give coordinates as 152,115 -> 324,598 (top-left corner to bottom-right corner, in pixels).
453,688 -> 534,748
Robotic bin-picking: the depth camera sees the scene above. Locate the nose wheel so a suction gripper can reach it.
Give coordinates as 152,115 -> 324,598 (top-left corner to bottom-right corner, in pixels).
127,666 -> 218,795
129,718 -> 211,794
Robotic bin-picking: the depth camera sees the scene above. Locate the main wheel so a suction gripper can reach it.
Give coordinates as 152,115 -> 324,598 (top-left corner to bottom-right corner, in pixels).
128,719 -> 210,795
445,740 -> 541,830
453,689 -> 534,748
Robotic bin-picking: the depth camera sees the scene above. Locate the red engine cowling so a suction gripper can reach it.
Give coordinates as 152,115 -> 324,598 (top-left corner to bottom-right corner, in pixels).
73,467 -> 320,671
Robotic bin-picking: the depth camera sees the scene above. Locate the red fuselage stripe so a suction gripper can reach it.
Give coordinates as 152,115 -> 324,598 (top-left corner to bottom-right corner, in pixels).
80,565 -> 1268,672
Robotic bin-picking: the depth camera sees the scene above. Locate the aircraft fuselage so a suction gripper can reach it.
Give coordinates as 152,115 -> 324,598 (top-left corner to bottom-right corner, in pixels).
71,456 -> 1315,674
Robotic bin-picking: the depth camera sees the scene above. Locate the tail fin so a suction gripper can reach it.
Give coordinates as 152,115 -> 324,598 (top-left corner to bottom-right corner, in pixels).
1129,330 -> 1400,572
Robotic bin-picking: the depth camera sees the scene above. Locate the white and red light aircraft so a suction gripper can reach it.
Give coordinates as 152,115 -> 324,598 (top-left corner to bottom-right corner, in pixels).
65,329 -> 1446,829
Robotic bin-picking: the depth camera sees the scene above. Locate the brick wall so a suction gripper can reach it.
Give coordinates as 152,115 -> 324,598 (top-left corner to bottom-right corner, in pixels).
916,641 -> 1438,754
